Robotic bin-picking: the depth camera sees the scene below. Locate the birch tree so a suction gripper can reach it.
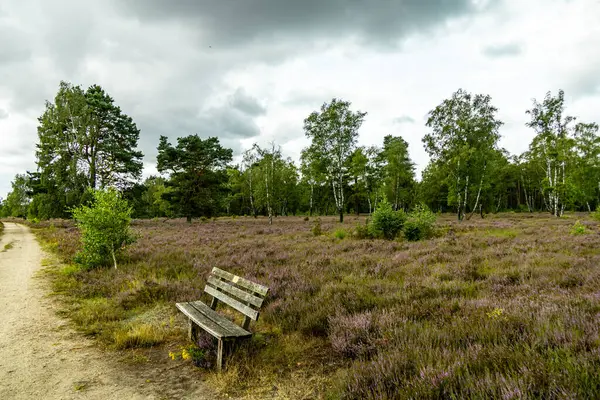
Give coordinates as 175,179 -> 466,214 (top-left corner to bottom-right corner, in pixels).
526,90 -> 576,217
423,89 -> 503,220
573,122 -> 600,211
303,98 -> 367,223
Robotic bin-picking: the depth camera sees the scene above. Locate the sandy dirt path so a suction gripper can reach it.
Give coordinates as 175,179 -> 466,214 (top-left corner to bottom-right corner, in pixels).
0,223 -> 217,400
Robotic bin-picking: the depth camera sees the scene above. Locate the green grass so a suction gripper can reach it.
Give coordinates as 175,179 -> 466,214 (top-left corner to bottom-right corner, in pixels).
31,213 -> 600,399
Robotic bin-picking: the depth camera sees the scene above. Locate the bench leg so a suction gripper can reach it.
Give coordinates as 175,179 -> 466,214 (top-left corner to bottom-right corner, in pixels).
188,319 -> 198,342
216,338 -> 236,372
216,339 -> 224,372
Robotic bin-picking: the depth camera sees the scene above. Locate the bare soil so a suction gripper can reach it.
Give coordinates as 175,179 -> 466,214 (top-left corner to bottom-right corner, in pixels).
0,223 -> 218,400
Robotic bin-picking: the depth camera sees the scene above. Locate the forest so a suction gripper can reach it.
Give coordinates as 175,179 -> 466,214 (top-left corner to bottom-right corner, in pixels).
1,81 -> 599,222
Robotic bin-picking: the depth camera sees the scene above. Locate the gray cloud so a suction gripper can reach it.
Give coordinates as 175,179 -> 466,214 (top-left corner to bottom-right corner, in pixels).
117,0 -> 479,48
482,42 -> 523,58
0,26 -> 31,63
0,109 -> 8,119
567,64 -> 600,100
229,89 -> 266,116
393,115 -> 416,124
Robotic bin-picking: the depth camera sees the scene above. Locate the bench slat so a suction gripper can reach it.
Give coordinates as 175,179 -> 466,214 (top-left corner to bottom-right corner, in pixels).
205,285 -> 260,321
207,276 -> 264,308
211,267 -> 269,297
176,302 -> 230,338
189,301 -> 252,337
176,301 -> 251,338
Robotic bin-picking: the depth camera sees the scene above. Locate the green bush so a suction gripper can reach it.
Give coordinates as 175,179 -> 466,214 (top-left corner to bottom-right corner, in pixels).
403,204 -> 437,241
72,188 -> 135,269
571,220 -> 586,235
334,228 -> 347,240
353,220 -> 371,239
591,210 -> 600,222
369,200 -> 406,240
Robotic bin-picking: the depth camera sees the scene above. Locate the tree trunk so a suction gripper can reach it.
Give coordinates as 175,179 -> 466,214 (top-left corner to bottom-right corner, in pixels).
467,165 -> 486,221
354,177 -> 359,215
111,244 -> 118,270
339,209 -> 344,223
309,183 -> 314,216
186,215 -> 192,223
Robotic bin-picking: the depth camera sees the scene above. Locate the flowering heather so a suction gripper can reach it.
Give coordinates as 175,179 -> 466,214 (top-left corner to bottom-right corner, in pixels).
33,213 -> 600,398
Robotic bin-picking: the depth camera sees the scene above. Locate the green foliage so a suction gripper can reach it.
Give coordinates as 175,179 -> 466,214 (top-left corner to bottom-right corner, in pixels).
381,135 -> 415,211
570,220 -> 586,235
157,135 -> 232,221
403,204 -> 437,241
591,210 -> 600,222
72,189 -> 135,269
33,81 -> 143,220
353,220 -> 372,239
423,89 -> 503,220
3,174 -> 29,218
334,228 -> 347,240
526,90 -> 579,217
303,98 -> 367,222
369,200 -> 406,240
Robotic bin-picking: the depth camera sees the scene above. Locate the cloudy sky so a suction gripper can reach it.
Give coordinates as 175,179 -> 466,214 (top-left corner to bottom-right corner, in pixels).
1,0 -> 599,199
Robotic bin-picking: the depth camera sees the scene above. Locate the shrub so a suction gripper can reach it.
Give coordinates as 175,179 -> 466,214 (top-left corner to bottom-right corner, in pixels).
591,210 -> 600,221
354,220 -> 372,239
334,228 -> 347,240
304,216 -> 310,222
329,311 -> 380,359
369,200 -> 406,240
72,188 -> 135,269
403,204 -> 436,241
312,217 -> 323,236
570,220 -> 586,235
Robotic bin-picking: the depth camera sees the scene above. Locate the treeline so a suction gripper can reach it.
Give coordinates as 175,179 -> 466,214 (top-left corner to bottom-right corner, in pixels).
1,82 -> 599,221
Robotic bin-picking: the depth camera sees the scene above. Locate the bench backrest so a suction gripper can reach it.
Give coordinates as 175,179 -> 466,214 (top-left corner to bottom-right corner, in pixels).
204,267 -> 269,329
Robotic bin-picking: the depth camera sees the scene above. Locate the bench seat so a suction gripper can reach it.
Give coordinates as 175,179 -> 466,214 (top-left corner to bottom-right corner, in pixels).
176,300 -> 251,339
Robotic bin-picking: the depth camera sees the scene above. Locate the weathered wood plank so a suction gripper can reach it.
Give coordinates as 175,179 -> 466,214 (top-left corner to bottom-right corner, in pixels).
176,302 -> 250,338
211,267 -> 269,297
189,301 -> 251,338
176,302 -> 230,338
207,276 -> 264,308
204,286 -> 260,321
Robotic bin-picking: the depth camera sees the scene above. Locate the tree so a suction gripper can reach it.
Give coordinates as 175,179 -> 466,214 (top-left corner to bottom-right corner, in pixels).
381,135 -> 415,211
303,98 -> 367,223
573,122 -> 600,211
157,135 -> 232,222
423,89 -> 503,220
72,188 -> 135,269
3,174 -> 30,218
526,90 -> 577,217
33,81 -> 143,219
300,148 -> 327,216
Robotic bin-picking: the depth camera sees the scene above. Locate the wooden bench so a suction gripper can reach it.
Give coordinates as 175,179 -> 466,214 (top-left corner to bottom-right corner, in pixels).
176,267 -> 269,371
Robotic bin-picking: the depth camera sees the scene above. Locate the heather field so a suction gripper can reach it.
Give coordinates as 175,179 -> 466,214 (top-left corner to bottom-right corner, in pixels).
29,213 -> 600,399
